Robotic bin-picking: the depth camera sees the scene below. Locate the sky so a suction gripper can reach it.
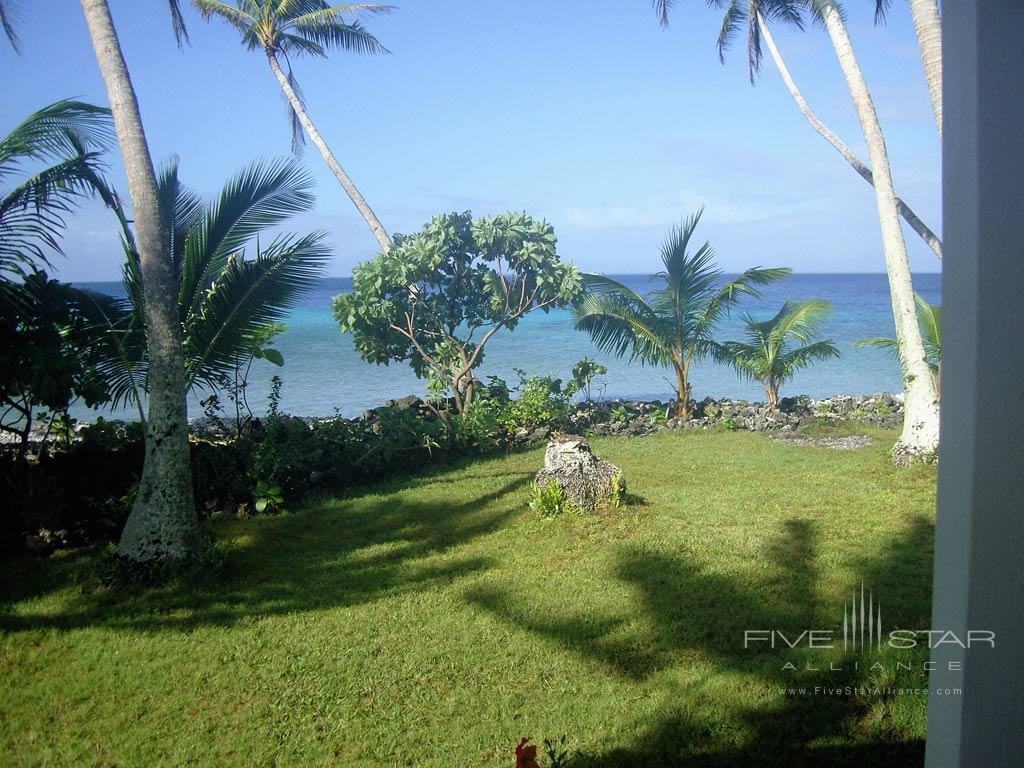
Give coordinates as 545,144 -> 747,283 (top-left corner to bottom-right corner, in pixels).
0,0 -> 942,280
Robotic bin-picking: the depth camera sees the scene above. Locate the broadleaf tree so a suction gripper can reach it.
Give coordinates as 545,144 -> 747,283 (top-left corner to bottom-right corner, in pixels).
334,211 -> 583,415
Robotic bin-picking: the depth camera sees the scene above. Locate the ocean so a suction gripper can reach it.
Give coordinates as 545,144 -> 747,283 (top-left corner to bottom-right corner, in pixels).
71,273 -> 941,420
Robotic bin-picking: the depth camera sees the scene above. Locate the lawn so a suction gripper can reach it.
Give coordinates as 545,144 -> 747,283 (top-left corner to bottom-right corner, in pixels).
0,428 -> 937,767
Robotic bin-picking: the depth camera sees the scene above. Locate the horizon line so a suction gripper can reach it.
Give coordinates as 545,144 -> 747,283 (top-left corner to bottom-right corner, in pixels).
70,270 -> 943,283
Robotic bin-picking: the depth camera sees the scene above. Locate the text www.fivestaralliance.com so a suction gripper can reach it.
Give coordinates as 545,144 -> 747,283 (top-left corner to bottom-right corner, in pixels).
778,687 -> 961,697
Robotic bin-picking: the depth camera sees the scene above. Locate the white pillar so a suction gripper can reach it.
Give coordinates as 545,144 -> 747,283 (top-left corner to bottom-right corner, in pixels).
925,2 -> 1024,765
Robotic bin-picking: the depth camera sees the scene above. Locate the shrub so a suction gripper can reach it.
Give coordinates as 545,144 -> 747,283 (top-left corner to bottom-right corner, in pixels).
567,357 -> 607,402
497,371 -> 572,434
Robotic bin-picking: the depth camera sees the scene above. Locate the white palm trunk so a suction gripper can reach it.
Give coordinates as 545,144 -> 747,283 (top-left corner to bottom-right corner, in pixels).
909,0 -> 942,139
81,0 -> 198,560
267,52 -> 392,252
815,0 -> 940,460
757,13 -> 941,260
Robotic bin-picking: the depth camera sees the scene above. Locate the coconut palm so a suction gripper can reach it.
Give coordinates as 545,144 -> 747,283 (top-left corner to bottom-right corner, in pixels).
656,1 -> 940,258
0,100 -> 118,295
716,299 -> 839,409
81,0 -> 197,562
856,292 -> 941,398
96,157 -> 329,420
874,0 -> 942,139
574,208 -> 789,418
193,0 -> 393,251
655,0 -> 941,460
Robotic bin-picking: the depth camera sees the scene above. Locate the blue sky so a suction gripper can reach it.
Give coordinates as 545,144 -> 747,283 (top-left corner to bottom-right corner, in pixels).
0,0 -> 941,280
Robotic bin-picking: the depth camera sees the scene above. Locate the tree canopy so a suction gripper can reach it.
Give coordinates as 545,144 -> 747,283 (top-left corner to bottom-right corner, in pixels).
334,211 -> 583,413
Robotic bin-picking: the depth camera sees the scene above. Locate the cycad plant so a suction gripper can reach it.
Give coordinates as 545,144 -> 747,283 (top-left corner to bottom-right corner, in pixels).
574,208 -> 789,418
857,293 -> 941,398
716,299 -> 839,409
97,158 -> 329,421
193,0 -> 393,250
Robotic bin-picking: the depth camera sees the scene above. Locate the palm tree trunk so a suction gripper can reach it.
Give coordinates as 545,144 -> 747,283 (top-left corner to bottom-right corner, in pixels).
816,0 -> 940,461
267,52 -> 392,253
909,0 -> 942,140
757,13 -> 941,259
81,0 -> 197,561
673,362 -> 692,419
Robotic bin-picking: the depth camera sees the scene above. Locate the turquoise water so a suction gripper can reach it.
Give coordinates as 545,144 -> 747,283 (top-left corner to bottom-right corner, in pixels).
73,273 -> 941,419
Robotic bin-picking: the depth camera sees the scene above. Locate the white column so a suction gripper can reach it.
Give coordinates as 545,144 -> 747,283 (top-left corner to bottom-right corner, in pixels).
925,2 -> 1024,765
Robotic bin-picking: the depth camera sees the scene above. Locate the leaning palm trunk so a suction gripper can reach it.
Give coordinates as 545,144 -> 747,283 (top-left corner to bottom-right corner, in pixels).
816,0 -> 939,461
81,0 -> 197,561
909,0 -> 942,139
266,52 -> 391,252
756,13 -> 941,259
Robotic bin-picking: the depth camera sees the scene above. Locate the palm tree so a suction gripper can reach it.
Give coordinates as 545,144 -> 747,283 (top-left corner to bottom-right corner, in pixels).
755,14 -> 940,258
655,1 -> 940,258
716,299 -> 839,409
193,0 -> 393,251
857,292 -> 941,398
574,209 -> 789,418
81,0 -> 197,563
1,100 -> 118,298
655,0 -> 941,461
96,158 -> 328,420
874,0 -> 942,139
811,0 -> 939,459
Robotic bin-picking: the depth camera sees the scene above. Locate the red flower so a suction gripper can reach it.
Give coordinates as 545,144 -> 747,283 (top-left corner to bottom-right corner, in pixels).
515,737 -> 540,768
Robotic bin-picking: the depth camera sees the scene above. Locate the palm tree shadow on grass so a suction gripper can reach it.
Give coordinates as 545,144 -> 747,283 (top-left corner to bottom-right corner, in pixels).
0,467 -> 534,634
467,515 -> 934,766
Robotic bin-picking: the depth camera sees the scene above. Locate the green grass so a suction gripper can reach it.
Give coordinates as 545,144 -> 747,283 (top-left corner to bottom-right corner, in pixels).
0,429 -> 937,767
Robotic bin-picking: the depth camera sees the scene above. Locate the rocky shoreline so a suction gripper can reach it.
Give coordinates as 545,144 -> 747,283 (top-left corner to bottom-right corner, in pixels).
4,393 -> 904,447
192,392 -> 904,443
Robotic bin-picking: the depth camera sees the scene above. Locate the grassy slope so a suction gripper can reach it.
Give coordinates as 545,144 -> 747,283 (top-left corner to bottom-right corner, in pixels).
0,429 -> 937,767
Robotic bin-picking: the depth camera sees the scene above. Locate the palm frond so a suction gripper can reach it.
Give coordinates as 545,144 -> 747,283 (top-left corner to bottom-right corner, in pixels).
153,158 -> 204,284
780,339 -> 840,371
715,1 -> 745,64
574,276 -> 672,367
0,150 -> 111,275
288,17 -> 389,56
184,230 -> 329,387
652,0 -> 677,27
854,336 -> 899,352
0,100 -> 113,174
0,0 -> 21,53
872,0 -> 891,25
168,0 -> 191,47
697,264 -> 791,333
771,298 -> 832,343
915,292 -> 941,354
283,63 -> 307,155
192,0 -> 258,35
178,157 -> 315,319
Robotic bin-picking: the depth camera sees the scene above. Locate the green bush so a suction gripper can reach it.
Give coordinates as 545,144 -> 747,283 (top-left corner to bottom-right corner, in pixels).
495,370 -> 571,434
